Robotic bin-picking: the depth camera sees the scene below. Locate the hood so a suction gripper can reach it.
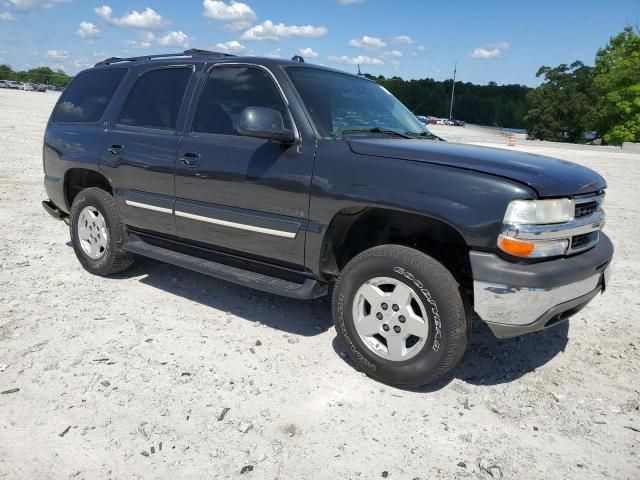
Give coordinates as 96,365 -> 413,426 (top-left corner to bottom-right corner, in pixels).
348,139 -> 606,197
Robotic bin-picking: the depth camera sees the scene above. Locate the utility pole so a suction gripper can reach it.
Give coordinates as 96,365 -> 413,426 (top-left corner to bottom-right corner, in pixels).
449,61 -> 457,120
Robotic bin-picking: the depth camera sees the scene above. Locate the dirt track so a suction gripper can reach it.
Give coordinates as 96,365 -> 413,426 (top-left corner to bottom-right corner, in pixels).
1,89 -> 639,479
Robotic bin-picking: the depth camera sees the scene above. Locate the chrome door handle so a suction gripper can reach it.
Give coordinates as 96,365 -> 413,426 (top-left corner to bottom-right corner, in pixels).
180,152 -> 201,167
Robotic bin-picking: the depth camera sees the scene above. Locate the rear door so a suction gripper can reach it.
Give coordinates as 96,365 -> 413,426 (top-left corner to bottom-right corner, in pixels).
101,64 -> 197,236
174,63 -> 316,269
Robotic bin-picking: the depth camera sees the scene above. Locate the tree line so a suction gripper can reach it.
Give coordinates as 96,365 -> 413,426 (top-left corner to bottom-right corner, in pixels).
366,74 -> 530,129
0,65 -> 72,88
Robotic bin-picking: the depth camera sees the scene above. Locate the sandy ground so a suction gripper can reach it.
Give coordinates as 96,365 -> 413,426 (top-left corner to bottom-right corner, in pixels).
0,88 -> 639,480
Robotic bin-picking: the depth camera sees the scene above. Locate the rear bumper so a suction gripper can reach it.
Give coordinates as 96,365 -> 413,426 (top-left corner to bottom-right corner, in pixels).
471,233 -> 613,339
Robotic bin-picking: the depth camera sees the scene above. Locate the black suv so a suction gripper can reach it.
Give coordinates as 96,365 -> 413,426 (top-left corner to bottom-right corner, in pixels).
42,49 -> 613,387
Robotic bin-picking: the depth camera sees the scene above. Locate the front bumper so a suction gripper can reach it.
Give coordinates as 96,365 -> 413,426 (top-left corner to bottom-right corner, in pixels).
471,233 -> 613,338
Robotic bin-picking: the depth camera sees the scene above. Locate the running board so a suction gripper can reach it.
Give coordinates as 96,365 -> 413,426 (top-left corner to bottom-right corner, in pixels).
125,234 -> 327,300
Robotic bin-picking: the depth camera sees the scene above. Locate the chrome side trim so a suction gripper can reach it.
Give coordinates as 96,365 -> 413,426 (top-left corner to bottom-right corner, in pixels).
174,210 -> 297,239
125,200 -> 173,214
474,272 -> 603,327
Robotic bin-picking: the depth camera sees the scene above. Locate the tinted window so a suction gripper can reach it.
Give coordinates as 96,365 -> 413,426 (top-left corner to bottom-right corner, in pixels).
193,66 -> 288,135
287,67 -> 426,138
118,68 -> 192,130
50,68 -> 127,123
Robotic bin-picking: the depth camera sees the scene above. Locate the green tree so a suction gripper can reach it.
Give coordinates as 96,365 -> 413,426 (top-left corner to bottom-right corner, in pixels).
592,26 -> 640,145
0,64 -> 15,80
524,61 -> 595,142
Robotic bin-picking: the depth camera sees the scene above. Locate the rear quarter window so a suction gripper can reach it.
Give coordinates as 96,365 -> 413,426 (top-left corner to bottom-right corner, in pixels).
50,68 -> 127,123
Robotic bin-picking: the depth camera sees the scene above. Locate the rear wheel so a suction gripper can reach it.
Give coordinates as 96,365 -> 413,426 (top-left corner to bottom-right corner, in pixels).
69,187 -> 134,276
332,245 -> 468,387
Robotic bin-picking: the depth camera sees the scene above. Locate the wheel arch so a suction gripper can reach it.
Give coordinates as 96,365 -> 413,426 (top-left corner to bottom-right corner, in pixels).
64,167 -> 114,210
319,206 -> 473,294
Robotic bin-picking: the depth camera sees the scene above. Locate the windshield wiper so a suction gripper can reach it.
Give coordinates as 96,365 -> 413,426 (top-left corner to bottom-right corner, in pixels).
405,131 -> 445,141
341,127 -> 412,139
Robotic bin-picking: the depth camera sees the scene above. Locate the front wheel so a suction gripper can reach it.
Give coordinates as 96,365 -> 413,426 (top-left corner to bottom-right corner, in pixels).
332,245 -> 468,387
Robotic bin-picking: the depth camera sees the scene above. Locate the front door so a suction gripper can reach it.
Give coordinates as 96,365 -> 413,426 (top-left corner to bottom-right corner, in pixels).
175,64 -> 315,269
101,65 -> 196,236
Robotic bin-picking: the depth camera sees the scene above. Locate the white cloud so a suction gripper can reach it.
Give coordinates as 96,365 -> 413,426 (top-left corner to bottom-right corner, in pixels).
391,35 -> 414,45
382,50 -> 402,58
157,31 -> 190,48
215,40 -> 246,53
46,49 -> 69,59
240,20 -> 327,41
202,0 -> 255,22
77,21 -> 100,38
299,47 -> 318,58
348,35 -> 386,50
3,0 -> 70,11
74,58 -> 92,69
124,39 -> 152,49
124,30 -> 190,49
0,11 -> 16,20
470,41 -> 509,59
264,48 -> 282,58
339,0 -> 363,4
328,55 -> 383,65
95,5 -> 167,30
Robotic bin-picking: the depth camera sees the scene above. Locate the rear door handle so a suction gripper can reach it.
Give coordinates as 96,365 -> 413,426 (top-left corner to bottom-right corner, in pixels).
108,145 -> 124,157
180,152 -> 201,167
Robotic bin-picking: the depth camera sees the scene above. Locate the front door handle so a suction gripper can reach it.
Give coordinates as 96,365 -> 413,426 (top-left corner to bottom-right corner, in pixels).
108,145 -> 124,157
180,152 -> 201,167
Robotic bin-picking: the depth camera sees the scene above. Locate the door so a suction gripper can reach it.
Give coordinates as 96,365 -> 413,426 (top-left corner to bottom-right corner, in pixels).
175,64 -> 315,269
101,65 -> 195,236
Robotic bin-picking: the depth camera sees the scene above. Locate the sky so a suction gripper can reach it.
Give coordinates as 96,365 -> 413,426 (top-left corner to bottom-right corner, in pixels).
0,0 -> 637,86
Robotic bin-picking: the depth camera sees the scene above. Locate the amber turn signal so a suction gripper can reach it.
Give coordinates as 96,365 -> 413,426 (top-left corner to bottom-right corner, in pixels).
498,236 -> 535,257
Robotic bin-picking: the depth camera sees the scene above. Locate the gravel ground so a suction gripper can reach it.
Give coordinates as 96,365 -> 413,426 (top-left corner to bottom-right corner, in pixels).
0,89 -> 639,479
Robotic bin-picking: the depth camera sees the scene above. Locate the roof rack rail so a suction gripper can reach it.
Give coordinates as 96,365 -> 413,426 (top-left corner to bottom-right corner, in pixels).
95,49 -> 235,67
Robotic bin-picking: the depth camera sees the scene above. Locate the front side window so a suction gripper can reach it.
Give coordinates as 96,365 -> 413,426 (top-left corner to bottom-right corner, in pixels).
118,67 -> 192,130
193,66 -> 288,135
286,67 -> 428,138
50,68 -> 127,123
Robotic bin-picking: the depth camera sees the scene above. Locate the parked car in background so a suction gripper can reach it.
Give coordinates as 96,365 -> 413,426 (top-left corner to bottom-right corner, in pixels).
6,81 -> 21,89
0,80 -> 8,88
34,84 -> 47,92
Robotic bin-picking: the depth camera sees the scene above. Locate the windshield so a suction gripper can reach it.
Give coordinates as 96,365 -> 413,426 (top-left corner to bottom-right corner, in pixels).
286,66 -> 431,139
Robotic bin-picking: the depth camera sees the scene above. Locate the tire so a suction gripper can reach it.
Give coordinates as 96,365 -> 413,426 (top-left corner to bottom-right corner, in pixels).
69,187 -> 134,276
332,245 -> 468,387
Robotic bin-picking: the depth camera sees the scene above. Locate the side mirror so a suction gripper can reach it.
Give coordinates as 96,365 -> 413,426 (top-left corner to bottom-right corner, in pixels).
237,107 -> 296,144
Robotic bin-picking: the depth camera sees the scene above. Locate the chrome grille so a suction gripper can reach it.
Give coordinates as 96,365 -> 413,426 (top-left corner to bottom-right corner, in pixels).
574,193 -> 604,219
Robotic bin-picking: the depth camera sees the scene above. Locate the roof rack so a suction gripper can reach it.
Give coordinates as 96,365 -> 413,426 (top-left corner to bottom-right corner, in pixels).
95,49 -> 235,67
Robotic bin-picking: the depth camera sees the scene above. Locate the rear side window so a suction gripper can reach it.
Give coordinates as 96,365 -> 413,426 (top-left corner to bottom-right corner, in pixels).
117,67 -> 192,130
50,68 -> 127,123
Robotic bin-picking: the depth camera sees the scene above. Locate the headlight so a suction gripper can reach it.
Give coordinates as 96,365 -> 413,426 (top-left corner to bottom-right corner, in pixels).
504,199 -> 575,225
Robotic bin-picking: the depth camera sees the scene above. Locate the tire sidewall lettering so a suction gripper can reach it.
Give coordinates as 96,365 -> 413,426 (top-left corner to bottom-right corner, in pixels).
394,266 -> 442,352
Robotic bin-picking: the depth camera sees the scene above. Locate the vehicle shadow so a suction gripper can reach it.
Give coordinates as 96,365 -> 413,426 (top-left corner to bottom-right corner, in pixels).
91,250 -> 568,387
332,316 -> 569,392
114,256 -> 334,337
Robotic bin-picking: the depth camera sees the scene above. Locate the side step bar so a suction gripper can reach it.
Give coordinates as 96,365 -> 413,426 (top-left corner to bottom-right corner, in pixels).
125,234 -> 328,300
